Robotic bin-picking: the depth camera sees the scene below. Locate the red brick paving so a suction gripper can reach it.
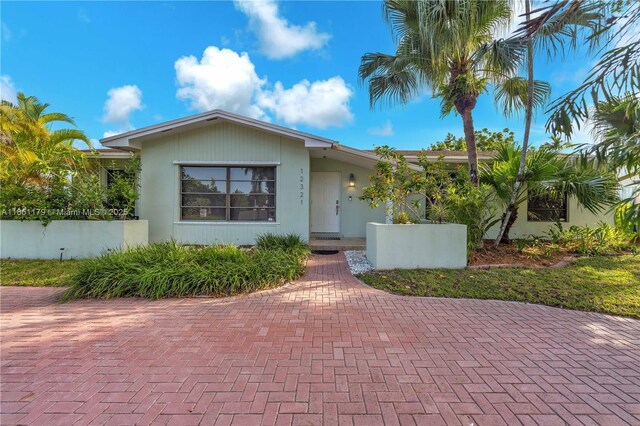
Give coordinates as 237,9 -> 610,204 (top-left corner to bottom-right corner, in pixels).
1,253 -> 639,425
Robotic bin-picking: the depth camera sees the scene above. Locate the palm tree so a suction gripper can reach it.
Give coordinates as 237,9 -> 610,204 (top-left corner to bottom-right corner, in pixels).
492,0 -> 616,246
481,141 -> 619,242
588,95 -> 640,227
0,93 -> 91,187
359,0 -> 526,185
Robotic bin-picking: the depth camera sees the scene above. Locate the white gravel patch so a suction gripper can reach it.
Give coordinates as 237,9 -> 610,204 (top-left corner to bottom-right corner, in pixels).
344,250 -> 373,275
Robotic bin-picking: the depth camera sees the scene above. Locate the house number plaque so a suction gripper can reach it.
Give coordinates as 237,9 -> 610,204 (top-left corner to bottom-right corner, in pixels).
300,168 -> 304,205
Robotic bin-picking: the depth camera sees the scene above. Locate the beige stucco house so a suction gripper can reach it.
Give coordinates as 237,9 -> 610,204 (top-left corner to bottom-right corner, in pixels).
95,109 -> 614,245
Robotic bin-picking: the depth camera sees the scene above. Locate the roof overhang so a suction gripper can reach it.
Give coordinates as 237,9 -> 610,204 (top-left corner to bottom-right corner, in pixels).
310,144 -> 422,170
99,109 -> 337,151
80,149 -> 132,159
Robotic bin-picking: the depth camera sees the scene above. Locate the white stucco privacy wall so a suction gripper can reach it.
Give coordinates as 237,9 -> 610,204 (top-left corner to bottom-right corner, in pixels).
366,222 -> 467,269
0,220 -> 148,259
139,121 -> 311,245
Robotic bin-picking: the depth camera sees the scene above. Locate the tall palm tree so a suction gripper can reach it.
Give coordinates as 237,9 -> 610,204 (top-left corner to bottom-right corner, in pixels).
481,141 -> 619,242
492,0 -> 610,244
0,93 -> 90,186
359,0 -> 525,185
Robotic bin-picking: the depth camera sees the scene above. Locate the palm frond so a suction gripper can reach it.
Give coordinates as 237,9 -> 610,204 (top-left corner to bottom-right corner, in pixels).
494,77 -> 551,117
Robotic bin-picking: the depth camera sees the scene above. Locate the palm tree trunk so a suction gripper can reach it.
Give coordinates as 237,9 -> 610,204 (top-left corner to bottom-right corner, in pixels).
500,207 -> 518,244
461,109 -> 479,186
494,0 -> 534,246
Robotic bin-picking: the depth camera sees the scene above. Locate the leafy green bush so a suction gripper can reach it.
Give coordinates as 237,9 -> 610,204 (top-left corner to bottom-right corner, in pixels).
545,222 -> 637,256
1,154 -> 140,224
255,233 -> 308,253
64,235 -> 309,300
444,183 -> 499,254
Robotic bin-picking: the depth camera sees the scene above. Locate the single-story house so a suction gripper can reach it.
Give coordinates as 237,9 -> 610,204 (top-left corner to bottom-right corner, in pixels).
94,109 -> 614,245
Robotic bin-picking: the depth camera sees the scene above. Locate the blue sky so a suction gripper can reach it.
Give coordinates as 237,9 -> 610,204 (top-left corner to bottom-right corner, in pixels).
1,1 -> 595,150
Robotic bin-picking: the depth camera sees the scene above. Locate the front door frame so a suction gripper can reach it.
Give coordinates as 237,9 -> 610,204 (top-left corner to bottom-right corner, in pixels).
310,171 -> 341,235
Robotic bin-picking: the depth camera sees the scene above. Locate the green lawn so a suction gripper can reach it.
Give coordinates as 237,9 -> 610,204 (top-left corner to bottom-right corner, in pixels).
359,255 -> 640,319
1,260 -> 80,287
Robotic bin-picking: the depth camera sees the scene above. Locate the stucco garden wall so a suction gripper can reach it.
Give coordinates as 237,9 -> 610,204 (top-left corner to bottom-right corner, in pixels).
0,220 -> 148,259
366,222 -> 467,269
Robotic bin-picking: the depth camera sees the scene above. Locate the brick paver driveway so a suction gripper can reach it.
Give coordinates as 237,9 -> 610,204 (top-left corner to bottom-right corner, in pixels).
1,253 -> 640,425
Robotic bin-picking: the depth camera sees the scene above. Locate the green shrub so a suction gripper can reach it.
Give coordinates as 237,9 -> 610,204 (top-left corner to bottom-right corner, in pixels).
444,183 -> 499,255
64,236 -> 309,300
255,233 -> 309,254
545,222 -> 637,256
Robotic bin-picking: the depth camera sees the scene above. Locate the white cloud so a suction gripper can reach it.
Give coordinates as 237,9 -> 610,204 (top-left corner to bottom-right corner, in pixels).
175,46 -> 267,119
102,85 -> 143,125
368,120 -> 394,137
258,77 -> 353,128
234,0 -> 330,59
569,120 -> 596,146
175,46 -> 354,129
102,85 -> 143,138
103,130 -> 123,138
1,75 -> 16,102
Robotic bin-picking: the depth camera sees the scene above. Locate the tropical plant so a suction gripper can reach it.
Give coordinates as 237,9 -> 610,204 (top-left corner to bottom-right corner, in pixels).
516,0 -> 639,224
64,236 -> 310,300
444,183 -> 499,252
358,0 -> 533,185
0,93 -> 91,187
361,147 -> 497,254
360,146 -> 455,223
0,93 -> 142,223
545,222 -> 637,256
586,95 -> 640,228
481,141 -> 619,242
428,128 -> 515,151
104,155 -> 141,219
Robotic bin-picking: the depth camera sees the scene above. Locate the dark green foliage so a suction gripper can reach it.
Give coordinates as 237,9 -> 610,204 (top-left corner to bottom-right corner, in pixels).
428,128 -> 515,151
545,222 -> 637,256
0,154 -> 141,224
64,235 -> 309,300
255,233 -> 309,253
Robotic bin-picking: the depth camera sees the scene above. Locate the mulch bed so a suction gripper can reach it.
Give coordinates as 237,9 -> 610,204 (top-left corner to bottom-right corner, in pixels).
468,243 -> 570,268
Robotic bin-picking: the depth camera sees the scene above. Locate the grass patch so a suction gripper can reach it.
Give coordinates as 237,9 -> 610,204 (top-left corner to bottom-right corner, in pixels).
358,255 -> 640,319
1,259 -> 80,287
64,235 -> 309,300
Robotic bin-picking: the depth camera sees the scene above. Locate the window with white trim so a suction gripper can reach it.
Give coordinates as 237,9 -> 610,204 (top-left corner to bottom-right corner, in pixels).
527,192 -> 567,222
180,166 -> 276,222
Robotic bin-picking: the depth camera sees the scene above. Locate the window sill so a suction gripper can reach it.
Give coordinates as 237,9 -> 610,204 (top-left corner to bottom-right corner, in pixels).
174,221 -> 280,225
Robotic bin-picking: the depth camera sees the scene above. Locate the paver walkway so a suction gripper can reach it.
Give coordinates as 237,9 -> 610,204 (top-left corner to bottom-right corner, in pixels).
1,253 -> 640,426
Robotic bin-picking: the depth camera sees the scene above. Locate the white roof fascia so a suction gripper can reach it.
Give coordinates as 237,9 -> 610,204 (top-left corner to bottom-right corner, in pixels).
333,144 -> 422,171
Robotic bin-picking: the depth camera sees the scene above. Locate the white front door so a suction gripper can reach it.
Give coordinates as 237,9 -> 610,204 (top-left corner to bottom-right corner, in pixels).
310,172 -> 341,233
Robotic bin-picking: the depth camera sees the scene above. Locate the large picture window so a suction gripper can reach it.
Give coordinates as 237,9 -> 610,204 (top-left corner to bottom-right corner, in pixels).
180,166 -> 276,222
527,192 -> 567,222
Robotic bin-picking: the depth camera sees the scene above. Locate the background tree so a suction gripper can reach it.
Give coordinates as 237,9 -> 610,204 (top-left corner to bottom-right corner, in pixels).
429,128 -> 515,151
359,0 -> 525,185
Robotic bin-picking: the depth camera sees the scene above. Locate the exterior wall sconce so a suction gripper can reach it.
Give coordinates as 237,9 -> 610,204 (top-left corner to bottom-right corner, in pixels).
348,173 -> 356,188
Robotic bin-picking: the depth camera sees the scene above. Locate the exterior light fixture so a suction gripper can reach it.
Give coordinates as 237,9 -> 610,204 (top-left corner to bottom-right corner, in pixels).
348,173 -> 356,188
